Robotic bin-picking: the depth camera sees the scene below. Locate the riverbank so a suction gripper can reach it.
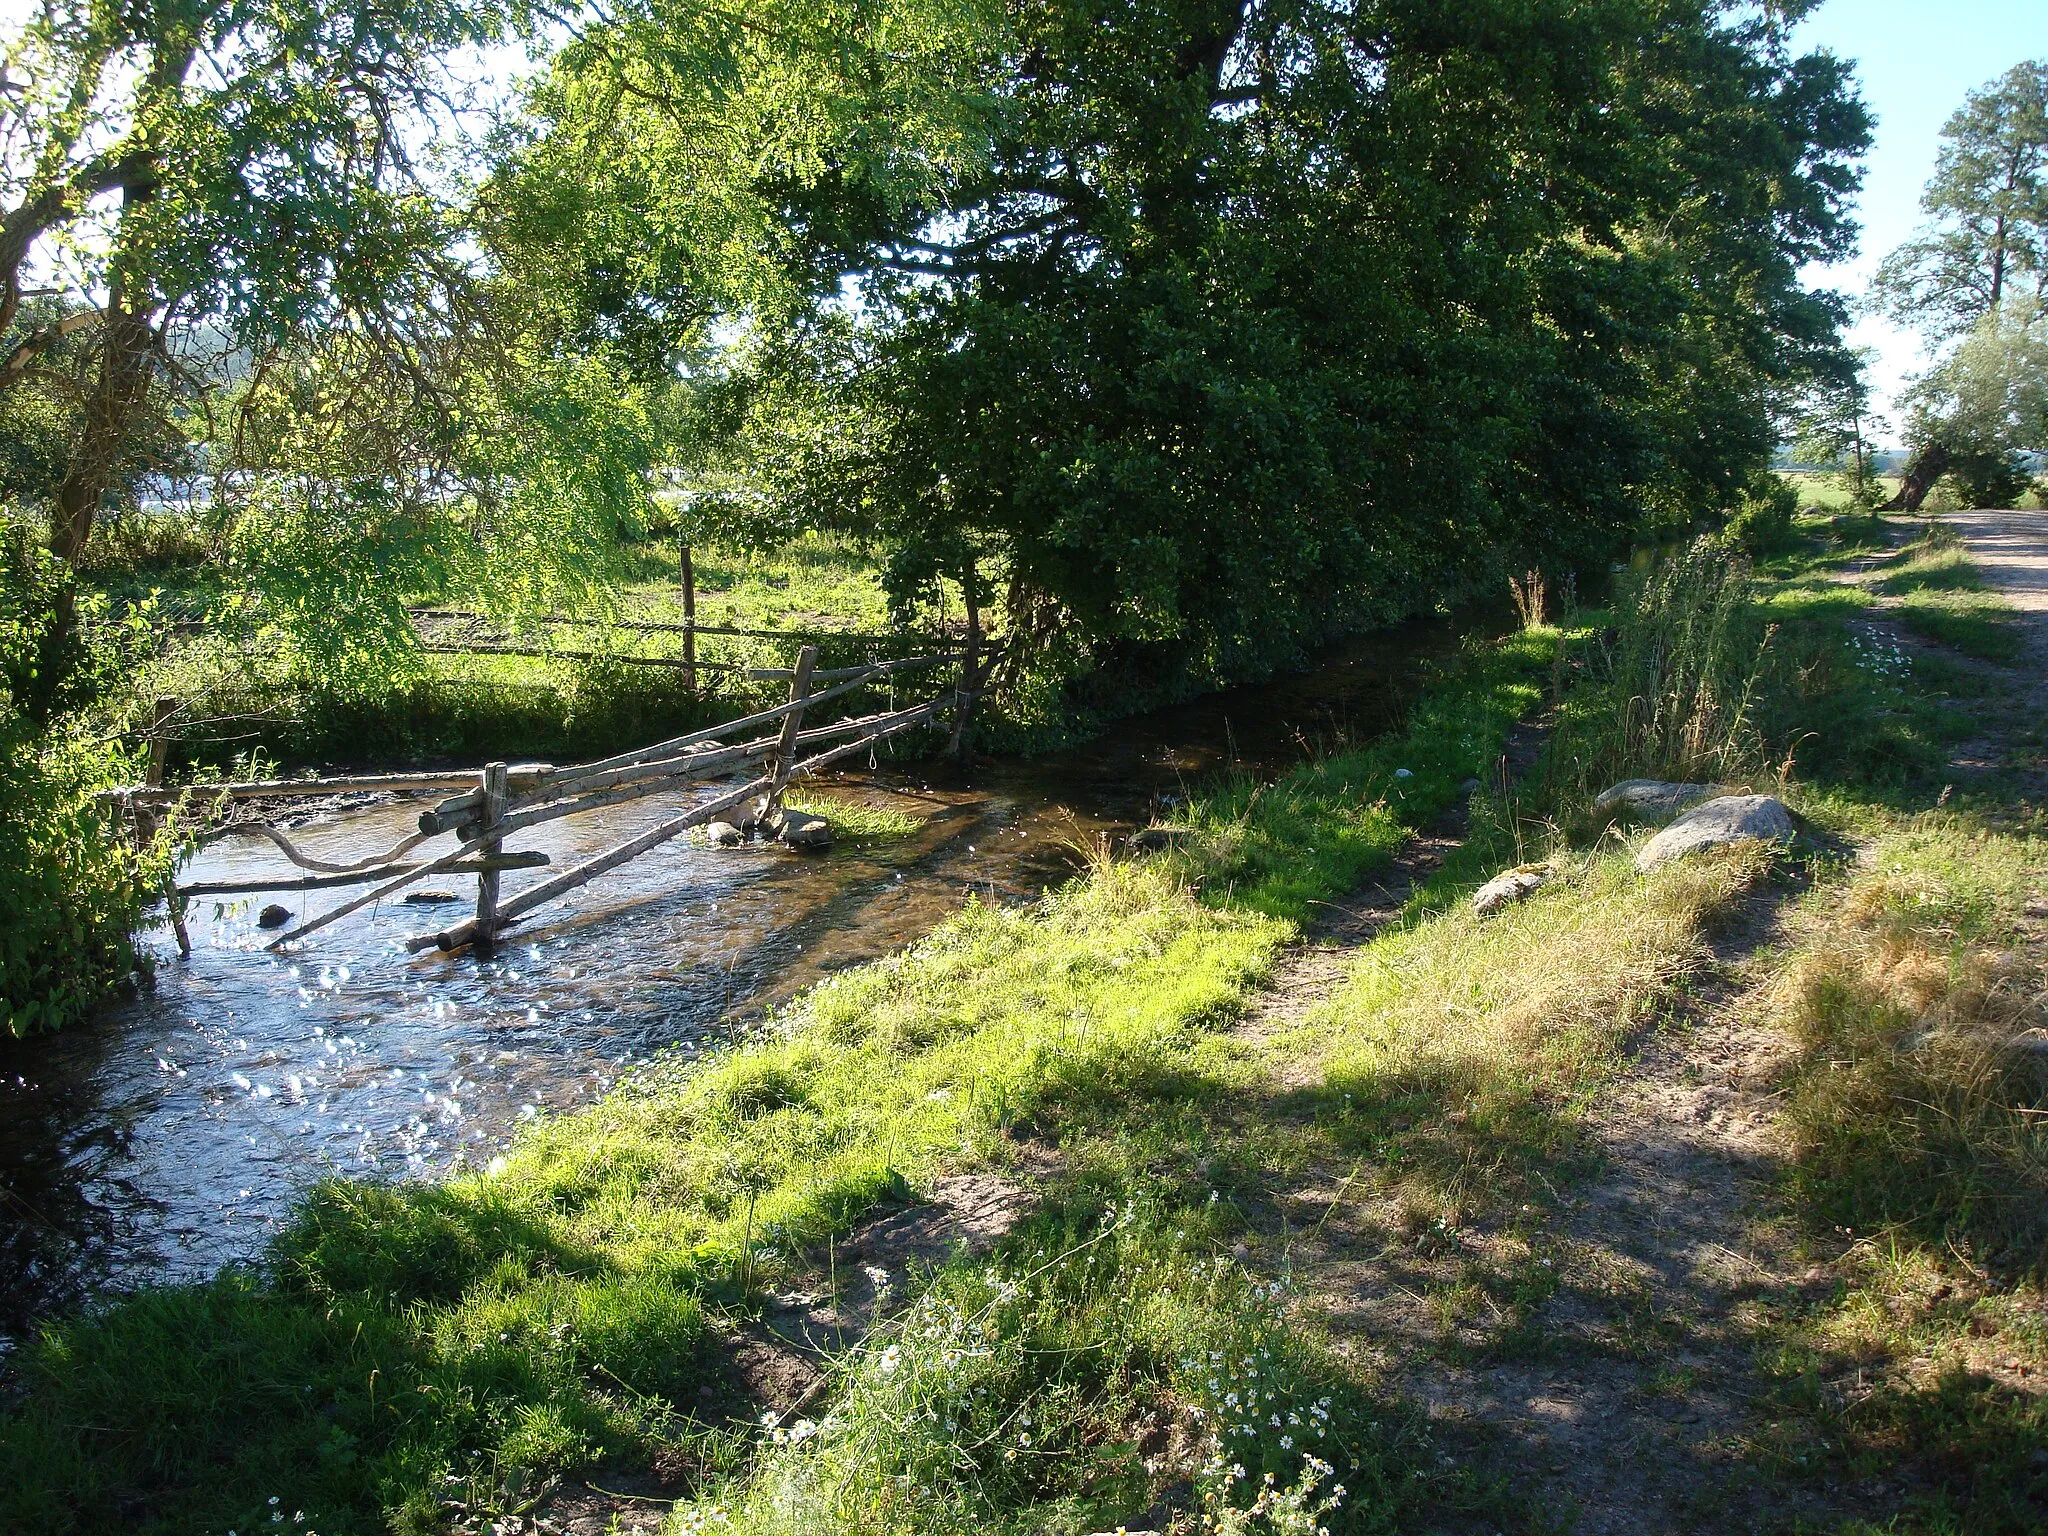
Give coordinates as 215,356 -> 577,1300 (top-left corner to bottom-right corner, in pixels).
5,514 -> 2044,1534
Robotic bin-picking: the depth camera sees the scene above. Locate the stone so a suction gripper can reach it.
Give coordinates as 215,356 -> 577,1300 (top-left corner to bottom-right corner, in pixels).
775,810 -> 833,849
1592,779 -> 1724,826
1131,825 -> 1192,853
1472,862 -> 1552,916
257,903 -> 292,928
704,820 -> 745,847
402,888 -> 461,905
1634,794 -> 1796,872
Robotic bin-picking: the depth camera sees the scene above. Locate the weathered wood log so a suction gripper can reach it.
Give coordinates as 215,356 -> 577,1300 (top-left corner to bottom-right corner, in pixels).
408,608 -> 941,644
549,670 -> 912,788
402,698 -> 950,953
744,652 -> 957,684
109,764 -> 553,806
178,851 -> 550,896
419,642 -> 739,672
267,820 -> 511,949
762,646 -> 818,820
404,771 -> 777,953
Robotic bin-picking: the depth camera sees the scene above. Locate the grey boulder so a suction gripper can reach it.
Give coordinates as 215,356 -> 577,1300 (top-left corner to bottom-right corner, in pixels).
1593,779 -> 1724,826
773,810 -> 834,849
1472,862 -> 1553,917
1634,794 -> 1796,871
704,820 -> 745,847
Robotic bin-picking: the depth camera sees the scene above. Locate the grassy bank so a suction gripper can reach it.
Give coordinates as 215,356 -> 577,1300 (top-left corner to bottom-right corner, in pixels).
9,517 -> 2043,1534
0,632 -> 1556,1534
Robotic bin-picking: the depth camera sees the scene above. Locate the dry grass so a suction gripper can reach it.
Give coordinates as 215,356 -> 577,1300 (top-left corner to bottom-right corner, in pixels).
1774,827 -> 2048,1268
1283,844 -> 1769,1220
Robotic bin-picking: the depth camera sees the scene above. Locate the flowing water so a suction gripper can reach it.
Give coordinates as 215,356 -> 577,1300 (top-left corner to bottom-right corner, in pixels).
0,616 -> 1486,1337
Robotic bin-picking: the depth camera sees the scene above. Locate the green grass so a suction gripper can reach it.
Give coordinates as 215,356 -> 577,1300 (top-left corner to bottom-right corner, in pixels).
778,791 -> 924,840
0,633 -> 1559,1536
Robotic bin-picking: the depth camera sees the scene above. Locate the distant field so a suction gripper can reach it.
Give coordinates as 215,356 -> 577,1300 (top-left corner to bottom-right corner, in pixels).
1780,470 -> 1899,510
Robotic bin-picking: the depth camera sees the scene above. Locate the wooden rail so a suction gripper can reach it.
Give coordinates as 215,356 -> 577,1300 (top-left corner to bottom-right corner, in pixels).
124,644 -> 977,955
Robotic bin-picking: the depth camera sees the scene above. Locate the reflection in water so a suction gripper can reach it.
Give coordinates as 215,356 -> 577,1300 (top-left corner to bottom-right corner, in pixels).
0,615 -> 1482,1335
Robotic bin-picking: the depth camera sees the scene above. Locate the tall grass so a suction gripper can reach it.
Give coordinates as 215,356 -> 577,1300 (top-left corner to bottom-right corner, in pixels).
1542,539 -> 1772,807
701,1209 -> 1382,1536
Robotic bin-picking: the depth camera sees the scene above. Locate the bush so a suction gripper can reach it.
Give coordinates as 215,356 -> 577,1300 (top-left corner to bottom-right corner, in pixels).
0,517 -> 165,1036
1727,475 -> 1801,555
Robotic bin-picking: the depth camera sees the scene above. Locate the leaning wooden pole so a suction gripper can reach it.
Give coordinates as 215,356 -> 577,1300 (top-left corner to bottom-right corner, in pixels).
473,761 -> 508,958
760,644 -> 817,825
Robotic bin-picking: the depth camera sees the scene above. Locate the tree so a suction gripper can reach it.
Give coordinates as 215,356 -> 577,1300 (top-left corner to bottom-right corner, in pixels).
531,0 -> 1869,684
1792,348 -> 1888,506
1873,60 -> 2048,509
1872,61 -> 2048,342
1893,297 -> 2048,508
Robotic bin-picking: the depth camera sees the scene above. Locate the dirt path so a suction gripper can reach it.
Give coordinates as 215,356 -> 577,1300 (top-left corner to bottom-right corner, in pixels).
1233,512 -> 2048,1530
1940,508 -> 2048,619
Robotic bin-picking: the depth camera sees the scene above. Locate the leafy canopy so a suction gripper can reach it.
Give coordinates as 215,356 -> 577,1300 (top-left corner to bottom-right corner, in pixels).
530,0 -> 1870,684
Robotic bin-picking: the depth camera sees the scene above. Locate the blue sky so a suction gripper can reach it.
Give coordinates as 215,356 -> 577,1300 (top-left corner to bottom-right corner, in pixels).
1792,0 -> 2048,436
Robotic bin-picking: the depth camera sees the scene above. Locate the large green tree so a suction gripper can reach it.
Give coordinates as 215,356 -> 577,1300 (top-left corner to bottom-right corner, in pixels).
1873,59 -> 2048,510
525,0 -> 1869,687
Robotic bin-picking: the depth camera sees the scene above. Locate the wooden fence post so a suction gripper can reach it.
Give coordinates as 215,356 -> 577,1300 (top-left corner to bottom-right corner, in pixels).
759,644 -> 817,826
473,761 -> 508,958
680,541 -> 697,690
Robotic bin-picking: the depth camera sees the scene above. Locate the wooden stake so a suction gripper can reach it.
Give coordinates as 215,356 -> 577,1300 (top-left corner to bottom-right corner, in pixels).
680,541 -> 697,690
474,762 -> 507,959
761,644 -> 817,823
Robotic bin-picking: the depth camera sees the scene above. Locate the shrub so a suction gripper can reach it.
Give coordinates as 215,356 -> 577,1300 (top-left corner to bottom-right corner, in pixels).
1727,475 -> 1801,555
0,517 -> 166,1036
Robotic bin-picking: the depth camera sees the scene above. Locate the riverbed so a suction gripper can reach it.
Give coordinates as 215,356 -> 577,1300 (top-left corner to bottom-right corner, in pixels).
0,616 -> 1481,1336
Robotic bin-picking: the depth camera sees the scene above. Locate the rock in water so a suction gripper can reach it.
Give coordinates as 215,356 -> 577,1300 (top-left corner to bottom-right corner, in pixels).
705,820 -> 745,847
1593,779 -> 1723,826
402,888 -> 461,905
257,903 -> 292,929
1634,794 -> 1795,871
775,810 -> 833,850
1472,862 -> 1552,916
1130,825 -> 1192,853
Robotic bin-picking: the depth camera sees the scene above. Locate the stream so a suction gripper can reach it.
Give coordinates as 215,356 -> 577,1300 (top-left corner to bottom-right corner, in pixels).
0,615 -> 1484,1338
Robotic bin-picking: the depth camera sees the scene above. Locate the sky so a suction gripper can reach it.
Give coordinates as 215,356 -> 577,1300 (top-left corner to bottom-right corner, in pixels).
1791,0 -> 2048,439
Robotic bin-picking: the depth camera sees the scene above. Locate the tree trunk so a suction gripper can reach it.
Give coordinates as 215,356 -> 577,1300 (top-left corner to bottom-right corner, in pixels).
1882,442 -> 1951,513
49,291 -> 153,566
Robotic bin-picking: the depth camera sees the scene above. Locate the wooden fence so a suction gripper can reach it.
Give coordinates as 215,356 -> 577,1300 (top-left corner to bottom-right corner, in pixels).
113,643 -> 989,958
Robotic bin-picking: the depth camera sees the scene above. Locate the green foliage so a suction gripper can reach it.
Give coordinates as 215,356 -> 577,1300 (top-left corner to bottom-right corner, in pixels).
701,1213 -> 1386,1536
533,0 -> 1870,679
1178,633 -> 1552,921
1871,61 -> 2048,344
0,518 -> 164,1036
1727,475 -> 1803,555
